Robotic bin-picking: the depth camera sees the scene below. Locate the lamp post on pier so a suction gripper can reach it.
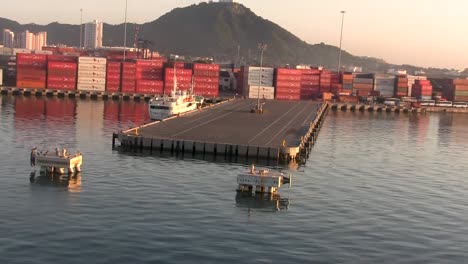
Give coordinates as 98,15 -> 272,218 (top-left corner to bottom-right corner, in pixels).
79,9 -> 83,49
254,43 -> 267,114
337,10 -> 346,73
123,0 -> 128,62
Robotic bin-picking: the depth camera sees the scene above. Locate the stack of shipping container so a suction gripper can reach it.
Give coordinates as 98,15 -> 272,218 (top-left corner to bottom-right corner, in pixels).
106,61 -> 121,93
121,62 -> 136,94
407,75 -> 427,97
395,75 -> 409,98
299,69 -> 320,100
411,80 -> 433,100
135,59 -> 164,95
46,55 -> 77,91
192,63 -> 220,97
374,74 -> 395,98
242,66 -> 275,99
444,79 -> 468,102
319,70 -> 332,94
275,68 -> 302,100
77,57 -> 107,92
341,72 -> 353,95
330,73 -> 342,95
164,67 -> 193,93
352,74 -> 374,97
16,53 -> 47,89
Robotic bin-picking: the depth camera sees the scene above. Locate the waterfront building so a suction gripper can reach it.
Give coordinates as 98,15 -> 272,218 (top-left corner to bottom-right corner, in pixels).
84,20 -> 103,49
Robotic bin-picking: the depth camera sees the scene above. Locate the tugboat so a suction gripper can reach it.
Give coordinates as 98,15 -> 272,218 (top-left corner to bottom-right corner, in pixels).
30,147 -> 82,175
148,67 -> 203,120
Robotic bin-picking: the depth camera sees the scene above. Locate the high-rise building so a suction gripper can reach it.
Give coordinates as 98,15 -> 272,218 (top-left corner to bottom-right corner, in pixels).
84,20 -> 103,49
2,29 -> 15,48
18,30 -> 35,50
34,31 -> 47,50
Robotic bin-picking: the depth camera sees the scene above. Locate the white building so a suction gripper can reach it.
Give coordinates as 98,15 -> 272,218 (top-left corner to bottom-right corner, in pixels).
34,31 -> 47,50
2,29 -> 15,48
84,20 -> 103,49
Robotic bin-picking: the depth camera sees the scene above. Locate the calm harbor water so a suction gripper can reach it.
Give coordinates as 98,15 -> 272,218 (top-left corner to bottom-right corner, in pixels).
1,95 -> 468,263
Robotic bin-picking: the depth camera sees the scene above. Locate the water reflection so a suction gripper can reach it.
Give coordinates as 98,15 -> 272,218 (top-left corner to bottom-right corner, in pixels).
235,192 -> 289,212
29,171 -> 82,192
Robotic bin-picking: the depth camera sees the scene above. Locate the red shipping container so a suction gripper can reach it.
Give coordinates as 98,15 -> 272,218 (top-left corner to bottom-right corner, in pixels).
300,69 -> 321,75
48,75 -> 76,82
276,75 -> 301,81
135,59 -> 164,68
276,68 -> 302,76
193,76 -> 217,83
193,63 -> 220,71
47,55 -> 78,62
452,79 -> 468,85
276,81 -> 301,88
165,68 -> 192,76
106,83 -> 120,93
193,70 -> 219,77
17,53 -> 47,64
192,82 -> 218,90
276,87 -> 301,95
301,81 -> 320,87
165,61 -> 185,69
135,72 -> 163,80
165,75 -> 192,83
136,80 -> 164,95
275,93 -> 301,101
47,81 -> 76,90
121,79 -> 136,93
301,75 -> 320,82
48,62 -> 77,70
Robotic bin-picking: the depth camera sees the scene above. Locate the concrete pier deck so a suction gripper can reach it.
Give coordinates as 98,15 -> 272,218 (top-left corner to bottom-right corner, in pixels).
115,99 -> 328,163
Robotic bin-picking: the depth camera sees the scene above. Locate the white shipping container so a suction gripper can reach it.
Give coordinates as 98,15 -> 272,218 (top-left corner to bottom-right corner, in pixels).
77,83 -> 106,92
12,48 -> 31,55
0,69 -> 3,86
246,80 -> 274,87
245,66 -> 274,73
78,70 -> 107,78
78,77 -> 106,85
78,64 -> 106,71
78,57 -> 107,65
248,90 -> 275,99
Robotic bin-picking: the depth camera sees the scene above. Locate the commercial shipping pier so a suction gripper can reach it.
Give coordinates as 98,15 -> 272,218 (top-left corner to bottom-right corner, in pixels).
114,99 -> 329,163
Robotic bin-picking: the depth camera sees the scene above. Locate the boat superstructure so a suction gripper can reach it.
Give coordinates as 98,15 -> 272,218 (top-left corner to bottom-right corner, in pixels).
237,164 -> 291,194
30,147 -> 82,175
148,65 -> 203,120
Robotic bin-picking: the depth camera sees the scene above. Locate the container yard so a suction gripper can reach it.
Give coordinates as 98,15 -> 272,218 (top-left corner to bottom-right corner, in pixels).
3,50 -> 468,109
114,99 -> 329,164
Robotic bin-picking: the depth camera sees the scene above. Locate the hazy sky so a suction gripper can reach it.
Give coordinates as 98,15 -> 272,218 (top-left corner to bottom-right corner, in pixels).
2,0 -> 467,69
